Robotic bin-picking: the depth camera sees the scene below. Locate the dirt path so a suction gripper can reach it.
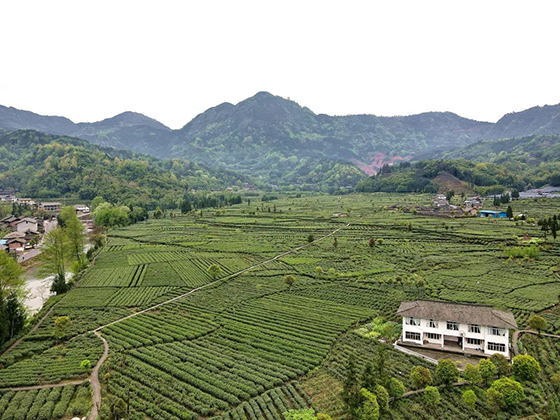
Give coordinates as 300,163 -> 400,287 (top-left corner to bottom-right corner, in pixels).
400,381 -> 468,398
88,331 -> 108,420
2,378 -> 87,392
512,329 -> 560,356
0,305 -> 57,358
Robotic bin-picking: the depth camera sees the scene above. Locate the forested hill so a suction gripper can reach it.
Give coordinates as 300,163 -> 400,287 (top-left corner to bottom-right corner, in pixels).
0,130 -> 243,206
438,134 -> 560,165
2,94 -> 560,185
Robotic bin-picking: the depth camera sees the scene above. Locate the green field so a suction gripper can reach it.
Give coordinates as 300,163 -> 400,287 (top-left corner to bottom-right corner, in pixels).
1,193 -> 560,419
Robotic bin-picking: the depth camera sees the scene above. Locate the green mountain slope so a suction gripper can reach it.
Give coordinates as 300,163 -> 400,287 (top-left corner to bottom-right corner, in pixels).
0,130 -> 243,205
2,94 -> 560,187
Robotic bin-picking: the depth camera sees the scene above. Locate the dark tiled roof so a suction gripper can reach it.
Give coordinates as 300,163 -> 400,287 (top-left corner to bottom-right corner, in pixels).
397,300 -> 517,329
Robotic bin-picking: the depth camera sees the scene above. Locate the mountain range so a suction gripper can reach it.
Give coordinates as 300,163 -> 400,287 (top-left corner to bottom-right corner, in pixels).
1,93 -> 560,189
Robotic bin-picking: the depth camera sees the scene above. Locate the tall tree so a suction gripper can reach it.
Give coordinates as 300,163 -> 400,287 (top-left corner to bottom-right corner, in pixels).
0,251 -> 24,297
40,227 -> 71,294
60,206 -> 86,266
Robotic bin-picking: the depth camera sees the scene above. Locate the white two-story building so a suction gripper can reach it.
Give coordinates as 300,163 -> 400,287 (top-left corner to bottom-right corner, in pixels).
397,300 -> 517,358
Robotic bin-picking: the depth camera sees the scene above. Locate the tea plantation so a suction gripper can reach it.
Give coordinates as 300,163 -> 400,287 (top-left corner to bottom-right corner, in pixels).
1,193 -> 560,419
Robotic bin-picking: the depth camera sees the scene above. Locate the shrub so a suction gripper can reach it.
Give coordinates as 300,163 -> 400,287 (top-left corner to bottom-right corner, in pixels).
488,377 -> 525,410
410,366 -> 432,389
512,354 -> 541,381
527,314 -> 547,333
478,359 -> 497,385
463,363 -> 482,385
463,389 -> 477,408
436,359 -> 459,385
373,384 -> 389,412
388,378 -> 405,399
424,386 -> 440,408
490,353 -> 512,377
358,388 -> 379,420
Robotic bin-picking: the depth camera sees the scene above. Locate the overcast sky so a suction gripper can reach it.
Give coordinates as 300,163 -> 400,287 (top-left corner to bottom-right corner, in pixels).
1,1 -> 559,129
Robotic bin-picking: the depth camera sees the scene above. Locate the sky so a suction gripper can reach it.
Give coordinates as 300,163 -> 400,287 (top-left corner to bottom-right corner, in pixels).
1,0 -> 559,129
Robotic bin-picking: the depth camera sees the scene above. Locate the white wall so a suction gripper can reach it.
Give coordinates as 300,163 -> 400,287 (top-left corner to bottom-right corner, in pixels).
401,317 -> 510,357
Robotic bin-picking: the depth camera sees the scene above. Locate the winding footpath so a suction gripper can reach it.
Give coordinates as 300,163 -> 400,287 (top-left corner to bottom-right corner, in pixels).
512,329 -> 560,356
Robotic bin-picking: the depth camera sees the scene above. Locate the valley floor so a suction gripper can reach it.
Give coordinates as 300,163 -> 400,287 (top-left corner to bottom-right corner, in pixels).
1,193 -> 560,420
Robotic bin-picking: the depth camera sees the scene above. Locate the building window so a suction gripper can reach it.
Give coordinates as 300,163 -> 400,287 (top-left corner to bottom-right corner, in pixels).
488,327 -> 506,336
488,342 -> 506,352
405,317 -> 420,326
466,338 -> 482,345
426,333 -> 441,340
405,331 -> 421,341
427,319 -> 438,328
469,324 -> 481,334
446,321 -> 459,331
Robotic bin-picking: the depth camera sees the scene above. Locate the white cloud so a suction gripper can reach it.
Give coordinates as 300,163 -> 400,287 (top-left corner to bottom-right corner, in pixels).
0,0 -> 558,128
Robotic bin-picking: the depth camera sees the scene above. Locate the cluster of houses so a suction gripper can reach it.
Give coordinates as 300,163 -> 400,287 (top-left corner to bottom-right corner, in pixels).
430,194 -> 513,218
0,215 -> 44,253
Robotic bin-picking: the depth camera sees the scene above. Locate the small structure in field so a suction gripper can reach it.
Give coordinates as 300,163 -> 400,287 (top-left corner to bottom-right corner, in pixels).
397,300 -> 517,358
479,210 -> 507,218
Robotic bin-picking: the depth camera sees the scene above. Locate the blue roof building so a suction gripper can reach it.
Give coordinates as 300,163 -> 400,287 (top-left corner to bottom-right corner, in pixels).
480,210 -> 508,218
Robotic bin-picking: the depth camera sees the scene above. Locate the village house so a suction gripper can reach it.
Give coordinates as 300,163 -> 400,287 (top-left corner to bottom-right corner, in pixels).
74,204 -> 90,213
433,194 -> 449,208
15,217 -> 39,233
463,196 -> 482,209
16,198 -> 36,206
39,202 -> 62,213
397,300 -> 517,358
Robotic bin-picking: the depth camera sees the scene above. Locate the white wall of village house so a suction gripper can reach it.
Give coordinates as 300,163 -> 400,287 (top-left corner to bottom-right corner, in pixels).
401,317 -> 510,357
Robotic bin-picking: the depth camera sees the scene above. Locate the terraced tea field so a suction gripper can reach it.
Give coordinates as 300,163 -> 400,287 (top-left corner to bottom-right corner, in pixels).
1,193 -> 559,420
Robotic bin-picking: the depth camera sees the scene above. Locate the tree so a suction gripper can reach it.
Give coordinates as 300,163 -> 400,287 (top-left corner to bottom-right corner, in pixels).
388,378 -> 405,399
490,353 -> 511,377
512,354 -> 541,381
528,314 -> 547,334
0,251 -> 24,297
424,386 -> 440,408
333,237 -> 338,249
410,366 -> 432,389
307,234 -> 315,243
436,359 -> 459,386
506,205 -> 514,219
487,377 -> 525,410
53,316 -> 71,340
361,361 -> 376,390
93,203 -> 130,227
4,291 -> 25,341
40,227 -> 71,294
342,354 -> 360,416
60,206 -> 86,266
463,389 -> 477,408
368,238 -> 376,251
357,388 -> 379,420
478,359 -> 497,385
372,384 -> 389,412
445,190 -> 455,202
511,190 -> 520,200
284,275 -> 296,288
180,196 -> 192,214
463,363 -> 482,386
207,264 -> 222,280
90,196 -> 106,212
